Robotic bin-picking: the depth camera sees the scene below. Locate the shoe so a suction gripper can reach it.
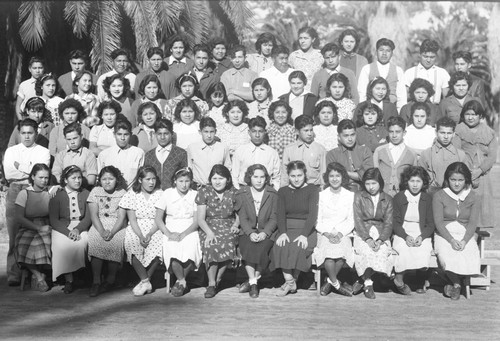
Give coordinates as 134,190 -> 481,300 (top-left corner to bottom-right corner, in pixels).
89,283 -> 100,297
443,284 -> 453,298
333,283 -> 353,297
8,280 -> 21,287
133,280 -> 152,296
36,278 -> 50,292
450,285 -> 461,300
394,281 -> 412,296
363,285 -> 376,299
171,282 -> 186,297
320,281 -> 332,296
308,282 -> 317,291
416,288 -> 427,294
276,281 -> 297,297
352,281 -> 364,295
249,284 -> 259,298
238,281 -> 250,293
204,285 -> 217,298
63,281 -> 74,294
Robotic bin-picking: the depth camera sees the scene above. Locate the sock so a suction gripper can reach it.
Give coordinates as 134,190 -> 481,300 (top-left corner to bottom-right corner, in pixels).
249,278 -> 257,285
326,277 -> 340,289
141,278 -> 150,284
364,279 -> 373,287
178,279 -> 187,286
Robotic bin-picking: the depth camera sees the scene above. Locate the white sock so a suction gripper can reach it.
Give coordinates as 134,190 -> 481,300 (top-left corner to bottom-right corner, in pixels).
249,278 -> 258,285
178,279 -> 186,286
364,279 -> 373,287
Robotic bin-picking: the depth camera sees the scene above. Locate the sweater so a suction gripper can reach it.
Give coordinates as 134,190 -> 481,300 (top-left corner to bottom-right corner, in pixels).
277,184 -> 319,237
49,189 -> 91,236
392,191 -> 435,240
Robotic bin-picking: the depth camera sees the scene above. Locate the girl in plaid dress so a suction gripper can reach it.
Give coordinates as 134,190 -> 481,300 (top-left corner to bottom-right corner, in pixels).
266,100 -> 296,160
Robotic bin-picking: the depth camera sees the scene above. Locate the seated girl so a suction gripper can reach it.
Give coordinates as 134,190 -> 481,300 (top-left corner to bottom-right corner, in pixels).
312,100 -> 339,151
392,166 -> 435,295
433,162 -> 481,300
89,101 -> 121,156
155,167 -> 201,297
15,164 -> 53,292
173,98 -> 203,149
266,100 -> 296,160
272,161 -> 319,296
352,167 -> 394,299
235,164 -> 278,298
102,74 -> 135,127
49,165 -> 91,294
121,166 -> 164,296
131,102 -> 160,152
316,73 -> 356,121
87,166 -> 128,296
404,102 -> 436,158
196,165 -> 239,298
354,102 -> 387,153
247,78 -> 272,126
400,78 -> 442,126
217,100 -> 251,158
315,162 -> 354,297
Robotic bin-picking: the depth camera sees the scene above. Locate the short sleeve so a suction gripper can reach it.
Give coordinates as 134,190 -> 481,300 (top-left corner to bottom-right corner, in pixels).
85,151 -> 98,176
195,186 -> 209,206
119,190 -> 137,210
87,187 -> 100,203
89,125 -> 99,143
15,189 -> 29,207
154,190 -> 169,211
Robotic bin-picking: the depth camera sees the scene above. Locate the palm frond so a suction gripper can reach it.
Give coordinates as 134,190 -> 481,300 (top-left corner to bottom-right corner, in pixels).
63,1 -> 91,38
122,1 -> 159,68
154,0 -> 183,45
216,0 -> 254,38
89,1 -> 122,75
18,1 -> 53,51
181,0 -> 210,46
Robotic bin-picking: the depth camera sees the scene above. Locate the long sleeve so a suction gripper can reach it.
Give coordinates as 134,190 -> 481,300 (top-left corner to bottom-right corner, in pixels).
378,195 -> 393,242
230,149 -> 242,189
463,194 -> 480,243
301,186 -> 319,237
357,64 -> 370,103
310,71 -> 321,97
373,147 -> 380,168
270,152 -> 281,191
337,191 -> 354,236
420,194 -> 436,239
359,146 -> 374,179
235,194 -> 254,236
392,193 -> 408,239
75,191 -> 92,233
49,193 -> 70,237
4,145 -> 50,181
432,191 -> 454,243
277,188 -> 287,234
396,67 -> 407,111
479,132 -> 498,173
353,193 -> 370,241
315,193 -> 329,234
280,146 -> 291,187
262,192 -> 278,237
48,128 -> 58,156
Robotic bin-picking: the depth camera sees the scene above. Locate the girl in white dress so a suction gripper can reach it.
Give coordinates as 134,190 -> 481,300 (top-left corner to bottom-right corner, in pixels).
120,166 -> 163,296
312,100 -> 338,151
155,167 -> 201,297
316,162 -> 354,297
392,166 -> 435,295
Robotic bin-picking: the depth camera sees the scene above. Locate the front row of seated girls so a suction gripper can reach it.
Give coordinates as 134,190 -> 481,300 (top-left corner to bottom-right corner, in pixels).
15,159 -> 480,301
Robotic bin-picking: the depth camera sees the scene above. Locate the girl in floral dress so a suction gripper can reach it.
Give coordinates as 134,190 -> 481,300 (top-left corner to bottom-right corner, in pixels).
316,73 -> 356,121
66,70 -> 100,126
164,73 -> 209,121
288,27 -> 323,92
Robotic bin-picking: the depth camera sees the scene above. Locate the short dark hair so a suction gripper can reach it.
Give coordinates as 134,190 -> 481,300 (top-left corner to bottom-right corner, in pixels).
98,166 -> 127,191
435,117 -> 456,131
271,45 -> 289,57
222,100 -> 249,123
199,116 -> 217,130
147,47 -> 164,59
154,118 -> 173,133
386,116 -> 406,130
137,74 -> 165,98
255,33 -> 277,53
297,26 -> 319,48
337,119 -> 356,134
192,44 -> 210,56
229,44 -> 246,57
35,73 -> 58,96
248,116 -> 267,130
168,35 -> 189,54
399,166 -> 430,192
29,56 -> 45,67
18,118 -> 39,132
175,73 -> 199,92
63,122 -> 82,137
338,29 -> 360,51
420,39 -> 440,54
288,70 -> 307,85
376,38 -> 395,50
137,102 -> 161,125
313,100 -> 338,126
111,48 -> 131,61
452,50 -> 472,64
323,162 -> 350,190
244,164 -> 270,186
460,99 -> 485,121
286,160 -> 307,176
68,50 -> 87,61
174,98 -> 201,123
252,78 -> 273,101
60,165 -> 83,188
206,82 -> 228,108
209,38 -> 227,52
58,98 -> 86,122
326,73 -> 351,99
294,115 -> 314,130
448,71 -> 471,94
362,167 -> 385,194
114,118 -> 132,133
29,163 -> 50,185
208,165 -> 233,190
410,102 -> 431,125
321,43 -> 340,56
355,102 -> 383,127
72,70 -> 95,94
132,166 -> 160,193
268,100 -> 293,125
103,74 -> 131,98
171,166 -> 193,185
442,162 -> 472,189
366,77 -> 390,101
97,100 -> 122,119
23,97 -> 50,122
408,78 -> 435,101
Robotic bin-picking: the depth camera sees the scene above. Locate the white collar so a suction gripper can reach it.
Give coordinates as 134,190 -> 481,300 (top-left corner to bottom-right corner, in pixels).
444,187 -> 471,202
404,190 -> 420,204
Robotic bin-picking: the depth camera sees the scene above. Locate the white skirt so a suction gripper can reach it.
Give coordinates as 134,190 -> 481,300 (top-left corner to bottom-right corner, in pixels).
163,218 -> 202,271
51,221 -> 88,281
434,221 -> 480,275
393,222 -> 433,272
353,226 -> 394,276
315,233 -> 354,268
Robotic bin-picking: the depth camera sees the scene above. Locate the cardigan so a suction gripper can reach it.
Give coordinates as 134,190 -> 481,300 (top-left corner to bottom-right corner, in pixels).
277,185 -> 319,237
49,189 -> 91,236
278,92 -> 318,118
235,186 -> 278,240
144,145 -> 187,190
353,190 -> 393,242
392,191 -> 435,240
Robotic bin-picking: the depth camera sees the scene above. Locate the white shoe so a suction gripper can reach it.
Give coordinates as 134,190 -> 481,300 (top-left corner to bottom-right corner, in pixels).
133,280 -> 152,296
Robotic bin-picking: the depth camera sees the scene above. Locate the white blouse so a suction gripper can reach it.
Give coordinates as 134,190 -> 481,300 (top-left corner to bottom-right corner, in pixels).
316,187 -> 355,236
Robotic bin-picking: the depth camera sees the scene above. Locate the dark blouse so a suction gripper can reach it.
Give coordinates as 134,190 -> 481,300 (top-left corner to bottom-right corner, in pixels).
277,184 -> 319,237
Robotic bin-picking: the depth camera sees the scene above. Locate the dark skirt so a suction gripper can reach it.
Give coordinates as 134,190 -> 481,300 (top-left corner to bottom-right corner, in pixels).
271,219 -> 317,272
199,218 -> 235,265
239,234 -> 274,269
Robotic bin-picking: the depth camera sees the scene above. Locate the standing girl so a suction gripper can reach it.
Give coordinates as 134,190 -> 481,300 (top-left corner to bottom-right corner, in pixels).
49,165 -> 91,293
455,100 -> 498,228
278,71 -> 318,120
338,29 -> 368,81
246,33 -> 276,74
404,102 -> 436,157
272,161 -> 319,296
206,82 -> 229,129
173,98 -> 203,149
392,166 -> 435,295
196,165 -> 239,298
400,78 -> 442,126
131,102 -> 160,152
217,100 -> 251,158
155,167 -> 201,297
439,72 -> 480,124
433,162 -> 481,300
266,101 -> 296,160
315,162 -> 355,297
86,166 -> 127,296
312,100 -> 339,151
164,73 -> 209,121
354,102 -> 387,153
352,168 -> 394,299
121,166 -> 163,296
102,74 -> 135,127
247,78 -> 273,126
356,77 -> 397,126
66,70 -> 100,126
15,164 -> 53,292
288,27 -> 324,92
235,164 -> 278,298
36,73 -> 64,126
316,73 -> 356,121
130,74 -> 167,119
89,101 -> 121,156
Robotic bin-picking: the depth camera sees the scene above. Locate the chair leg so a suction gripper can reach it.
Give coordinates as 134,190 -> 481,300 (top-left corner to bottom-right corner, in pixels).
314,269 -> 321,296
20,269 -> 29,291
165,272 -> 171,294
464,276 -> 471,299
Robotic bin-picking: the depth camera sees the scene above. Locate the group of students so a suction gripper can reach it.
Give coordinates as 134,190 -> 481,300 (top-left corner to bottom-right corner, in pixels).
3,27 -> 496,301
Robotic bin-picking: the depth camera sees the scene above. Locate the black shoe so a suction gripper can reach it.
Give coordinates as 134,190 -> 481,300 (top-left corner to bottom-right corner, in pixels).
89,283 -> 100,297
394,281 -> 412,296
334,283 -> 353,297
363,285 -> 376,299
101,281 -> 116,293
320,281 -> 332,296
352,281 -> 364,295
249,284 -> 259,298
8,280 -> 21,287
204,285 -> 217,298
443,284 -> 453,297
63,281 -> 74,294
171,282 -> 186,297
238,281 -> 250,293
